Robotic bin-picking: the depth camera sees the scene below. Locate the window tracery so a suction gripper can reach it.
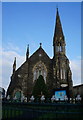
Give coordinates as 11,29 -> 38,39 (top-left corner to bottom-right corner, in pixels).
33,61 -> 47,83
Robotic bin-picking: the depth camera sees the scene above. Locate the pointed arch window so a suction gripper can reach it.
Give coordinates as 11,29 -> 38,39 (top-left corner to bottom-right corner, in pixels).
62,46 -> 65,52
33,70 -> 36,80
63,69 -> 65,79
60,46 -> 62,52
33,61 -> 47,83
61,68 -> 65,79
56,46 -> 62,52
61,69 -> 63,79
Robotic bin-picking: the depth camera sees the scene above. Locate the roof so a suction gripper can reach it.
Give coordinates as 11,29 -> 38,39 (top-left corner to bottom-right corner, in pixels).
29,46 -> 51,60
73,84 -> 83,88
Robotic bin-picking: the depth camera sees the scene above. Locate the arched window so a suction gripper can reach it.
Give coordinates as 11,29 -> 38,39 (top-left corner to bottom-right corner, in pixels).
56,46 -> 62,52
61,69 -> 63,79
62,46 -> 65,52
60,46 -> 62,52
33,61 -> 47,83
63,69 -> 65,79
61,68 -> 65,79
56,46 -> 60,52
57,69 -> 59,78
44,71 -> 46,81
33,70 -> 36,80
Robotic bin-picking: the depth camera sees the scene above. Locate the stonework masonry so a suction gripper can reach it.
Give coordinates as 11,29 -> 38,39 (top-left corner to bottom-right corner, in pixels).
7,8 -> 73,99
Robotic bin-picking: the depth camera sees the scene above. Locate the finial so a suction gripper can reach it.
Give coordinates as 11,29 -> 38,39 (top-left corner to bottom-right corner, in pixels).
13,57 -> 16,64
13,57 -> 16,74
26,44 -> 29,60
27,44 -> 29,53
15,57 -> 16,61
28,44 -> 29,49
56,5 -> 58,10
56,5 -> 59,15
40,43 -> 42,48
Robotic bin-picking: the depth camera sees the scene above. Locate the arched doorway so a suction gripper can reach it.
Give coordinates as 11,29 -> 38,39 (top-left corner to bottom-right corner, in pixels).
13,89 -> 22,101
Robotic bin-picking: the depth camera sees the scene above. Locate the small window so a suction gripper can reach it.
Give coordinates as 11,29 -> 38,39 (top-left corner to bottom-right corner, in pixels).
61,69 -> 62,79
63,69 -> 65,79
60,46 -> 62,52
56,46 -> 62,52
56,46 -> 60,52
61,68 -> 65,79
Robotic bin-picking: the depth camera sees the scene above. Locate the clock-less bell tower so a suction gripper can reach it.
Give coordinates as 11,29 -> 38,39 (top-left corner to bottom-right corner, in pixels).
53,8 -> 73,97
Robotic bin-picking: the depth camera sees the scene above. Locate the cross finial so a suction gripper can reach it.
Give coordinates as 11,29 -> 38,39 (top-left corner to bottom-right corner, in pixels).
56,5 -> 58,10
26,44 -> 29,61
26,44 -> 29,54
56,5 -> 59,15
40,43 -> 42,47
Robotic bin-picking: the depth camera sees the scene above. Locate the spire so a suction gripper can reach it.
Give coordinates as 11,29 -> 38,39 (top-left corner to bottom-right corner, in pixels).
26,44 -> 29,61
53,8 -> 66,57
53,7 -> 65,45
13,57 -> 16,74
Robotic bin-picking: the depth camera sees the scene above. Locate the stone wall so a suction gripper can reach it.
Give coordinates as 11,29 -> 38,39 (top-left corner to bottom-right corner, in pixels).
73,84 -> 83,97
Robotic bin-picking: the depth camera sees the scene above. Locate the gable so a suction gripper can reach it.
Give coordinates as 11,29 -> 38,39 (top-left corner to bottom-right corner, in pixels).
29,47 -> 51,62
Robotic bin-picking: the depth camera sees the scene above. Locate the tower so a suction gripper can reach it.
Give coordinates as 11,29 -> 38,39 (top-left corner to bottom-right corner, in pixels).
53,8 -> 66,57
53,8 -> 73,97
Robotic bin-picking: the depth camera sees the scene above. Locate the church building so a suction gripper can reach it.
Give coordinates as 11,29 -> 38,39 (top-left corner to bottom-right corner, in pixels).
7,8 -> 73,99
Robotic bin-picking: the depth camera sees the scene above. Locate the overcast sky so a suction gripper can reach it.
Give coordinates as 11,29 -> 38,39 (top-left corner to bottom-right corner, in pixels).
1,2 -> 82,91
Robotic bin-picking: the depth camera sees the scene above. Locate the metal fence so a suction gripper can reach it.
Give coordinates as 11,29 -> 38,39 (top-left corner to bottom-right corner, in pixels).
2,101 -> 83,120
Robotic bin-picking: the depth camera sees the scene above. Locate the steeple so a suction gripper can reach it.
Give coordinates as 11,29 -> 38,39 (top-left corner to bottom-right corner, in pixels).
53,8 -> 66,57
26,44 -> 29,61
13,57 -> 16,74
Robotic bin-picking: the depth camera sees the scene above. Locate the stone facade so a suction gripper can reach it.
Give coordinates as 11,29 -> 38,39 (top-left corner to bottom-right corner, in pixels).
7,8 -> 73,98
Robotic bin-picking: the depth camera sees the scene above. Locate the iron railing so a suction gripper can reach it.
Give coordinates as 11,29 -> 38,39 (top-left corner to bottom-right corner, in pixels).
2,101 -> 83,120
